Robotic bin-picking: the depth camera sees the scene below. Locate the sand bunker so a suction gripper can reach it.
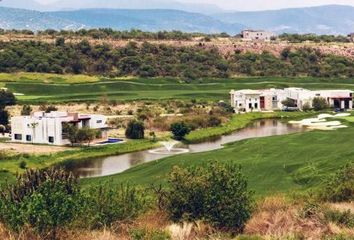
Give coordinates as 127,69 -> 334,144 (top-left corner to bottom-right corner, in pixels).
289,113 -> 349,130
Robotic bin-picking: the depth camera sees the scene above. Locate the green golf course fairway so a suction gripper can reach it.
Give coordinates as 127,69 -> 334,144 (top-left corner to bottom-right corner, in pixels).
2,74 -> 354,103
82,121 -> 354,196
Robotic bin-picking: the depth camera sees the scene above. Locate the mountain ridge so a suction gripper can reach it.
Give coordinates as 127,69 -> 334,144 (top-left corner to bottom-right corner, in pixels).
0,4 -> 353,34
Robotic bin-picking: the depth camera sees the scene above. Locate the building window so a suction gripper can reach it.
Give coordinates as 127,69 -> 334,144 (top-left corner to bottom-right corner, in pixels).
272,96 -> 277,101
14,134 -> 22,140
96,120 -> 102,124
255,103 -> 258,109
26,135 -> 32,142
48,136 -> 54,143
249,103 -> 252,109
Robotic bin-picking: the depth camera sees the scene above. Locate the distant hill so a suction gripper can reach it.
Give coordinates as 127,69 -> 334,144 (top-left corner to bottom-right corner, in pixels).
0,7 -> 84,30
51,9 -> 243,34
46,0 -> 224,14
213,5 -> 354,35
0,5 -> 353,35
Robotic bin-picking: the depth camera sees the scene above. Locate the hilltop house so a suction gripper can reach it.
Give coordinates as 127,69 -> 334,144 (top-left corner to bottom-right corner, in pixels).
241,30 -> 276,41
230,88 -> 353,113
11,111 -> 108,145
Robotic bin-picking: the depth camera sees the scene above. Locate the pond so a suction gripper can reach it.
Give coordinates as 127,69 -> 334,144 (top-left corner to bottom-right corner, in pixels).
66,119 -> 307,178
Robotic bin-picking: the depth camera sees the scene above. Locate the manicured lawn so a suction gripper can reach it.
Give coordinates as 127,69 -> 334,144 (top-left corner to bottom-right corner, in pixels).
3,74 -> 354,103
82,123 -> 354,196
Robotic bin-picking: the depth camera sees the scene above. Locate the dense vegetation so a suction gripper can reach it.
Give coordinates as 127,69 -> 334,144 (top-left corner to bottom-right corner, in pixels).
279,33 -> 351,43
0,28 -> 229,40
0,39 -> 353,78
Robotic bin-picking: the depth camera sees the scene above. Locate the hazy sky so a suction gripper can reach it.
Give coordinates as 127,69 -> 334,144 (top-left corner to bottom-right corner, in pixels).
36,0 -> 354,11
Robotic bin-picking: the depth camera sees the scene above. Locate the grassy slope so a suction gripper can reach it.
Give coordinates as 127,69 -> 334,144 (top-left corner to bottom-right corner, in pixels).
2,74 -> 354,103
82,121 -> 354,196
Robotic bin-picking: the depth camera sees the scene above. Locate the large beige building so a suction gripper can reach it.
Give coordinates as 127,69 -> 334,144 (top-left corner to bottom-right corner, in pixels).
241,30 -> 276,41
230,88 -> 353,113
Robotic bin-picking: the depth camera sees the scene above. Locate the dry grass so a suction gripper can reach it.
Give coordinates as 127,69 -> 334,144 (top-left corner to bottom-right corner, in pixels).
245,196 -> 332,240
1,199 -> 353,240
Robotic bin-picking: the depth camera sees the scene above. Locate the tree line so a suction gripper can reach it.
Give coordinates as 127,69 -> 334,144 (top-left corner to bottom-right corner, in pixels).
0,39 -> 353,78
0,28 -> 230,40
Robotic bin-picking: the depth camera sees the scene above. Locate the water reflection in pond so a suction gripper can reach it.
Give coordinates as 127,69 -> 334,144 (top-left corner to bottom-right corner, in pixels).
66,119 -> 307,178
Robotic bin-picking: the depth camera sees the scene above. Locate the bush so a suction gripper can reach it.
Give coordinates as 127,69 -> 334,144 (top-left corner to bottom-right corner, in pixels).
125,120 -> 145,139
312,97 -> 328,111
130,227 -> 171,240
324,209 -> 354,228
302,102 -> 311,111
318,163 -> 354,202
165,162 -> 254,233
81,184 -> 150,228
170,122 -> 191,140
18,160 -> 27,169
20,105 -> 32,116
0,169 -> 81,238
281,98 -> 296,107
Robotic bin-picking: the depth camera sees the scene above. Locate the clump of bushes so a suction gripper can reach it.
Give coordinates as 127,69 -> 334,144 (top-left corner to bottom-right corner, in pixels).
318,163 -> 354,202
125,120 -> 145,139
0,169 -> 81,238
170,121 -> 191,140
164,162 -> 254,233
81,184 -> 150,229
312,97 -> 328,111
0,169 -> 152,238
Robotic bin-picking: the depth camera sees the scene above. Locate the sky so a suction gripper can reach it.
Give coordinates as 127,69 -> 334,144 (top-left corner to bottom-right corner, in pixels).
36,0 -> 354,11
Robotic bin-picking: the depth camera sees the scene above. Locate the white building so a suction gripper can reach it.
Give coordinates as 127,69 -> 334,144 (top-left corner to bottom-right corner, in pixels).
230,89 -> 287,113
230,88 -> 353,113
11,111 -> 108,145
241,30 -> 276,41
285,88 -> 353,110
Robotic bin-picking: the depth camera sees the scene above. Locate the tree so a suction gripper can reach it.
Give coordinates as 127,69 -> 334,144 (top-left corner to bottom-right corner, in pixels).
125,120 -> 145,139
77,127 -> 97,146
0,90 -> 16,109
170,122 -> 190,140
21,105 -> 32,116
165,162 -> 254,233
62,123 -> 79,146
0,169 -> 81,239
0,109 -> 10,125
281,98 -> 297,107
312,97 -> 328,111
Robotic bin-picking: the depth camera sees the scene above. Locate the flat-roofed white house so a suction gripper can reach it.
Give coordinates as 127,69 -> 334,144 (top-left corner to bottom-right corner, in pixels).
241,30 -> 276,41
230,88 -> 287,113
230,88 -> 353,113
11,111 -> 108,145
285,88 -> 353,109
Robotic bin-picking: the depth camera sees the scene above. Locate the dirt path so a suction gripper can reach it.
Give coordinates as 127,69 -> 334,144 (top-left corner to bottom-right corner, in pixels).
0,142 -> 72,155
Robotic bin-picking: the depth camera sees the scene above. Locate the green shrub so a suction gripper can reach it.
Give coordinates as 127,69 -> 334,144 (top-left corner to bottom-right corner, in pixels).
312,97 -> 328,111
125,120 -> 145,139
81,184 -> 150,228
130,227 -> 171,240
170,122 -> 191,140
318,163 -> 354,202
18,160 -> 27,169
0,169 -> 81,238
165,162 -> 254,233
